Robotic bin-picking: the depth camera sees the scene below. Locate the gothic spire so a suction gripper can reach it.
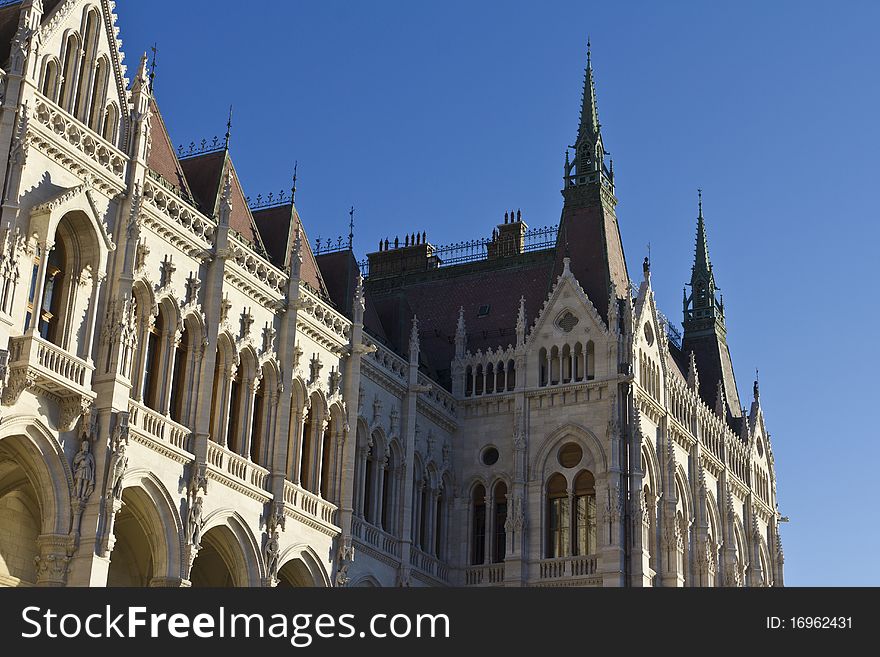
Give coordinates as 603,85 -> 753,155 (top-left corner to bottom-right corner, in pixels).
578,38 -> 600,143
692,189 -> 715,290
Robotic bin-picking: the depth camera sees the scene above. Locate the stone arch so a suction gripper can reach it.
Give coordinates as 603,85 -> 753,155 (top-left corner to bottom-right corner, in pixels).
641,438 -> 660,493
0,416 -> 73,536
534,423 -> 607,481
674,466 -> 693,521
108,469 -> 183,586
276,544 -> 330,588
350,574 -> 381,587
191,510 -> 262,587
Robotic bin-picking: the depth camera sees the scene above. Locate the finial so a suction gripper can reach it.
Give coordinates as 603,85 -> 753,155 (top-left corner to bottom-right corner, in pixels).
563,256 -> 571,274
754,369 -> 760,401
504,211 -> 509,224
517,209 -> 521,222
224,105 -> 234,149
149,43 -> 158,92
643,256 -> 650,278
348,206 -> 355,249
698,187 -> 703,218
291,161 -> 298,203
587,36 -> 591,68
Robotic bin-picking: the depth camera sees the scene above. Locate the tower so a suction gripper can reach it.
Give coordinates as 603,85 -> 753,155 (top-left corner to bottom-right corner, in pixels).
682,192 -> 741,419
557,40 -> 629,322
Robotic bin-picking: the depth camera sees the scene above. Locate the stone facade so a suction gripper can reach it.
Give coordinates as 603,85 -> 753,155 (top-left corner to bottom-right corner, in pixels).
0,1 -> 782,588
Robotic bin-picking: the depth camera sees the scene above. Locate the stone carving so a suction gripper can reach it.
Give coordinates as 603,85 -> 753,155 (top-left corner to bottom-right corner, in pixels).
335,540 -> 355,587
159,253 -> 175,289
240,308 -> 254,340
309,353 -> 323,385
261,323 -> 276,354
265,530 -> 280,583
186,495 -> 204,548
72,438 -> 95,502
328,366 -> 341,395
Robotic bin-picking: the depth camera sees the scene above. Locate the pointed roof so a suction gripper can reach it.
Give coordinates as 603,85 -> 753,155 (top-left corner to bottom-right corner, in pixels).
147,97 -> 193,199
578,39 -> 600,144
691,190 -> 715,289
179,150 -> 264,249
252,202 -> 328,298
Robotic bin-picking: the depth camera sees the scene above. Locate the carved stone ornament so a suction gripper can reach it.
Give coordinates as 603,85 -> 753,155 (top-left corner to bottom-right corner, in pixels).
72,437 -> 96,502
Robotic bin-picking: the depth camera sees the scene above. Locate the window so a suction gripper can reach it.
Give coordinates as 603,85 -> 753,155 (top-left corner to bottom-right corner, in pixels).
546,473 -> 569,558
573,471 -> 596,556
471,484 -> 486,565
169,327 -> 188,423
250,376 -> 265,463
492,481 -> 507,563
481,446 -> 499,466
38,241 -> 65,343
477,304 -> 490,317
143,310 -> 163,411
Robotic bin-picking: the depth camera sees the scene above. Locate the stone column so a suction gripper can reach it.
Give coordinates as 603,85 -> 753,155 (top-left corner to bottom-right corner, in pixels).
34,534 -> 71,587
240,375 -> 260,460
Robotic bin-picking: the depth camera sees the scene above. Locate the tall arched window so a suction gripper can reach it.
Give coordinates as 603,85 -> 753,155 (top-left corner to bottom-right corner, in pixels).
102,103 -> 119,145
574,342 -> 584,381
561,344 -> 572,383
435,483 -> 447,558
41,59 -> 60,101
169,326 -> 188,424
574,471 -> 596,556
506,359 -> 515,390
585,341 -> 595,380
250,376 -> 265,463
464,365 -> 473,397
299,407 -> 314,491
546,473 -> 569,558
226,365 -> 243,454
319,421 -> 332,499
38,239 -> 65,344
142,307 -> 163,411
87,57 -> 109,132
538,347 -> 548,386
471,484 -> 486,565
59,33 -> 80,112
492,481 -> 507,563
363,445 -> 374,522
381,445 -> 397,532
75,10 -> 100,121
550,346 -> 560,384
474,365 -> 483,396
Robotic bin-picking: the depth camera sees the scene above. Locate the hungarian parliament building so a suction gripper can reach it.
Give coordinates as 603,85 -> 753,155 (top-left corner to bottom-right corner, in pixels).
0,0 -> 783,587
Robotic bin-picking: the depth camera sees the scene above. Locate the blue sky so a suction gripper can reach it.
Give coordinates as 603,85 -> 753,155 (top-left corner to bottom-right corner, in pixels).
116,1 -> 880,585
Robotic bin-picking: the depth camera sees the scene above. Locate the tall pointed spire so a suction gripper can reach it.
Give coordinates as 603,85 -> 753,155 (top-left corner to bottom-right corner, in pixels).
578,37 -> 600,143
692,188 -> 715,291
224,105 -> 234,150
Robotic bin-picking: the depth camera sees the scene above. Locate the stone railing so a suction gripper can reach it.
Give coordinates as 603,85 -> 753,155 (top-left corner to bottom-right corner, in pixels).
362,334 -> 408,385
351,516 -> 401,558
411,547 -> 450,583
5,334 -> 94,400
283,480 -> 338,527
464,563 -> 505,586
142,177 -> 216,246
206,440 -> 269,490
128,400 -> 190,451
33,92 -> 127,181
538,555 -> 598,579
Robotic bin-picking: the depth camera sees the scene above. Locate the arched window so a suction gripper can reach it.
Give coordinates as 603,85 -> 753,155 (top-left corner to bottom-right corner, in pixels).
475,364 -> 483,395
363,445 -> 374,522
538,347 -> 547,387
585,341 -> 595,380
250,376 -> 265,463
169,326 -> 189,424
471,484 -> 486,565
492,481 -> 507,563
59,33 -> 80,112
75,10 -> 100,121
37,238 -> 65,344
574,342 -> 584,381
435,483 -> 448,558
87,57 -> 109,132
142,307 -> 163,411
299,406 -> 314,491
226,364 -> 243,454
546,473 -> 569,558
102,103 -> 119,145
41,59 -> 60,101
485,362 -> 494,394
319,420 -> 332,499
550,346 -> 560,384
465,365 -> 473,397
381,445 -> 397,532
561,344 -> 572,383
574,471 -> 596,556
495,362 -> 505,392
506,359 -> 515,390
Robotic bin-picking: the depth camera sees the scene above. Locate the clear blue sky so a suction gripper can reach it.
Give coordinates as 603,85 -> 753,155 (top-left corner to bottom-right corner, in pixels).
116,1 -> 879,586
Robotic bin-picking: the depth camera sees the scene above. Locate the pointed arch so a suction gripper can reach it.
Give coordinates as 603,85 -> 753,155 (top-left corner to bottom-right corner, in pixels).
276,543 -> 331,588
196,509 -> 262,587
534,423 -> 607,478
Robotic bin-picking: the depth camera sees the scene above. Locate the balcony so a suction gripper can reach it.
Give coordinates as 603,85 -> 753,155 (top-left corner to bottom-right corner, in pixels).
411,547 -> 450,584
128,400 -> 191,455
537,555 -> 598,581
3,335 -> 95,423
206,440 -> 270,494
282,480 -> 338,531
464,563 -> 505,586
351,516 -> 401,559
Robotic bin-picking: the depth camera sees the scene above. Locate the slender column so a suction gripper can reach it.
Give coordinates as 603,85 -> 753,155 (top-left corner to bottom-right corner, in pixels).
375,457 -> 387,529
240,376 -> 259,459
26,240 -> 51,334
215,364 -> 235,447
311,419 -> 326,494
159,329 -> 179,414
484,493 -> 492,564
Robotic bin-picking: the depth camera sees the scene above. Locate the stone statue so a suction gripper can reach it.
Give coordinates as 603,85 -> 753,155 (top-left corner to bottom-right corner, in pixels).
334,541 -> 355,587
265,530 -> 280,581
109,442 -> 128,502
187,495 -> 204,548
73,439 -> 95,501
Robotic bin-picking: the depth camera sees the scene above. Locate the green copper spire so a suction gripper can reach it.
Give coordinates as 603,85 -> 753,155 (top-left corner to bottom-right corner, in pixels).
578,38 -> 600,143
685,189 -> 722,325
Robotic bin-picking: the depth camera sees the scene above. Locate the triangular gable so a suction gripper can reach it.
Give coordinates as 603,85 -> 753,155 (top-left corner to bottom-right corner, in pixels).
525,257 -> 608,348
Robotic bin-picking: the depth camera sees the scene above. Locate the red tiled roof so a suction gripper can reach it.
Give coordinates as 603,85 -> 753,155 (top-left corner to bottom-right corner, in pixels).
147,97 -> 192,198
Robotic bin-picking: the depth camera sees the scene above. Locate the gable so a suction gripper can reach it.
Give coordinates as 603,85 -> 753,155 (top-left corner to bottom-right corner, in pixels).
35,1 -> 129,148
